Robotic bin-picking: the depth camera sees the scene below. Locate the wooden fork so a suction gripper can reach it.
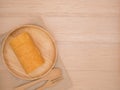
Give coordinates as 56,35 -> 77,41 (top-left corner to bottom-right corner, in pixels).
15,68 -> 62,90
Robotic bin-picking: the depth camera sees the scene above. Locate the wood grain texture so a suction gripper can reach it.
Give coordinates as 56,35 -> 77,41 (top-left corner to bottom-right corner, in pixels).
0,0 -> 120,90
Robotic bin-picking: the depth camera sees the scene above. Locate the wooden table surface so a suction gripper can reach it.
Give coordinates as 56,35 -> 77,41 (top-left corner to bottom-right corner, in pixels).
0,0 -> 120,90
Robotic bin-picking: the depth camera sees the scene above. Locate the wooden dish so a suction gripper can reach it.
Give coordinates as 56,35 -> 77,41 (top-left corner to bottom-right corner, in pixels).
1,25 -> 57,80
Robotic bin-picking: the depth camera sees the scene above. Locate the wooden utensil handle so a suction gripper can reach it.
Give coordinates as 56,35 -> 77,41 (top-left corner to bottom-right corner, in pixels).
15,77 -> 47,90
36,80 -> 51,90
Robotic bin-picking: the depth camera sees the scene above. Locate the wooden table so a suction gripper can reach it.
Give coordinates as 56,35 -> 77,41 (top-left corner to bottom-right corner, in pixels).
0,0 -> 120,90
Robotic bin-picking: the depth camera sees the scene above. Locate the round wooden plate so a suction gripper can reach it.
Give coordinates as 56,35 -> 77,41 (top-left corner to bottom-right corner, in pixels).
1,25 -> 57,80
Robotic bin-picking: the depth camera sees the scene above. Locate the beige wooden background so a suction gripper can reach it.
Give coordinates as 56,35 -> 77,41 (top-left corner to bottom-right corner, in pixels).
0,0 -> 120,90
